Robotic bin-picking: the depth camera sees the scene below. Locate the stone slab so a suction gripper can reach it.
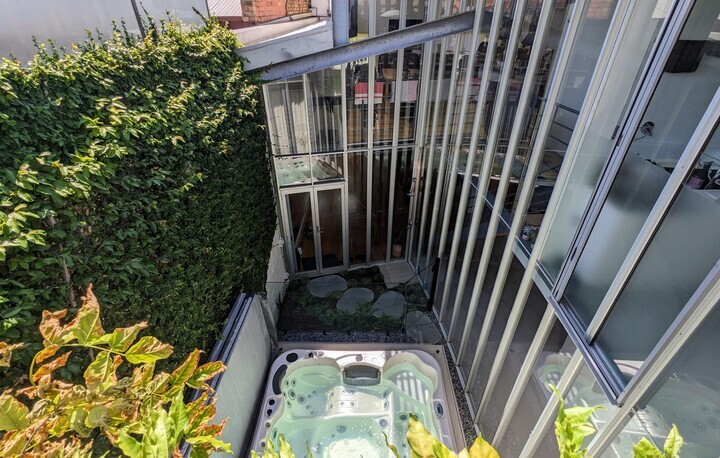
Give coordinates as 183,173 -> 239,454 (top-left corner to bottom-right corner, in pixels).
372,291 -> 405,318
336,288 -> 374,314
405,311 -> 443,344
307,275 -> 347,298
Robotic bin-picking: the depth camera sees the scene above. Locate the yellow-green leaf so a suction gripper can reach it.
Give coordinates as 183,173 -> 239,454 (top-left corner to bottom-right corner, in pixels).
0,395 -> 30,431
84,351 -> 122,391
466,435 -> 499,458
70,285 -> 105,344
117,428 -> 143,457
168,349 -> 201,389
186,361 -> 224,389
663,425 -> 683,458
633,437 -> 662,458
125,336 -> 173,364
93,322 -> 148,352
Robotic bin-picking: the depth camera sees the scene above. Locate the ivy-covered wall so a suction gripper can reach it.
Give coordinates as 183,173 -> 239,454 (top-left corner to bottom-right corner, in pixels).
0,19 -> 275,382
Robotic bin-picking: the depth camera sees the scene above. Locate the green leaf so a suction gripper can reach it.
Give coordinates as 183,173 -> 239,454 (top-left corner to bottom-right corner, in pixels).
71,286 -> 105,344
383,431 -> 400,458
186,435 -> 232,453
633,437 -> 663,458
465,434 -> 499,458
86,405 -> 109,427
125,336 -> 173,364
278,435 -> 295,458
0,395 -> 30,431
93,321 -> 148,352
167,348 -> 200,389
186,360 -> 224,388
117,428 -> 143,457
168,390 -> 189,447
83,351 -> 120,391
406,415 -> 456,458
662,425 -> 683,458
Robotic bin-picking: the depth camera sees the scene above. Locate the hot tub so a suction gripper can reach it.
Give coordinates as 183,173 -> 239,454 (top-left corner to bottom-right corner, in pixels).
251,343 -> 463,457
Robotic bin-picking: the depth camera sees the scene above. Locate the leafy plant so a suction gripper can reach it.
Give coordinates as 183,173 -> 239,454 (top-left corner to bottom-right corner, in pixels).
251,434 -> 296,458
633,425 -> 683,458
402,415 -> 499,458
0,285 -> 230,457
552,386 -> 683,458
551,385 -> 603,458
0,16 -> 274,385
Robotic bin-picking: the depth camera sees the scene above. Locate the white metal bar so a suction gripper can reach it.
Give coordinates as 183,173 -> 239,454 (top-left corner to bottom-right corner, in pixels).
587,261 -> 720,456
423,28 -> 467,271
434,2 -> 488,320
454,0 -> 529,362
551,0 -> 695,299
406,0 -> 439,262
473,0 -> 587,413
586,87 -> 720,340
366,56 -> 376,264
443,0 -> 512,342
415,0 -> 454,269
492,304 -> 557,445
518,350 -> 584,458
414,40 -> 446,268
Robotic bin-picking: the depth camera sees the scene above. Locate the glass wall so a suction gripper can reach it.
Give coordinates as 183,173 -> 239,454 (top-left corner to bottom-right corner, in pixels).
539,0 -> 665,281
563,1 -> 720,331
496,319 -> 576,457
595,121 -> 720,385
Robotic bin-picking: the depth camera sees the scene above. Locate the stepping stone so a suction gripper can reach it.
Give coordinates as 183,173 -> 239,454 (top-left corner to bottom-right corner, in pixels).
372,291 -> 405,318
307,275 -> 347,298
336,288 -> 374,314
405,311 -> 443,344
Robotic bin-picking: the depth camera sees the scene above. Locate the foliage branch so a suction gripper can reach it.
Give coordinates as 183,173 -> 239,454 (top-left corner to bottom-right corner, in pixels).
0,16 -> 275,384
0,285 -> 230,457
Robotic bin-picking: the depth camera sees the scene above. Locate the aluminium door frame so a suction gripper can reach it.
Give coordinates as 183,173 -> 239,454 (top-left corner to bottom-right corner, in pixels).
279,182 -> 349,277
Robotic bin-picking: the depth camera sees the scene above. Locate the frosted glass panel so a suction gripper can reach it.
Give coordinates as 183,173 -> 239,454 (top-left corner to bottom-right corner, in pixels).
596,124 -> 720,384
563,0 -> 720,328
564,155 -> 669,326
539,1 -> 666,281
636,303 -> 720,458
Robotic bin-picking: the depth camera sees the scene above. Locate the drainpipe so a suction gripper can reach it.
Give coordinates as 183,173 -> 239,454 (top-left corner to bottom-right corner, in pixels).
331,0 -> 349,47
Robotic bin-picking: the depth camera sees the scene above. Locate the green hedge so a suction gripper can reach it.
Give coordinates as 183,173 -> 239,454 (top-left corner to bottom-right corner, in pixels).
0,19 -> 275,383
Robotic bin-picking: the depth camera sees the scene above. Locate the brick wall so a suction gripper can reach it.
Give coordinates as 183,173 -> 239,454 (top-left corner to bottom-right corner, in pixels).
241,0 -> 310,24
287,0 -> 310,16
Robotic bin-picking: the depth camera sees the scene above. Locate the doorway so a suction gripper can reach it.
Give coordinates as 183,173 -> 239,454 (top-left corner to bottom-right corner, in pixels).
281,184 -> 348,275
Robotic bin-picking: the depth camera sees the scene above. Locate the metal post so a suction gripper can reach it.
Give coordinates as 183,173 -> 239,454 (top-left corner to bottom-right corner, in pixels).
331,0 -> 350,47
423,26 -> 468,272
492,305 -> 557,445
454,0 -> 529,362
434,2 -> 490,321
258,12 -> 475,81
472,0 -> 586,413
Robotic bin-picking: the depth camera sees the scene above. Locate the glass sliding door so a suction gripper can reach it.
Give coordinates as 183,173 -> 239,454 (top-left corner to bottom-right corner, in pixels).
281,185 -> 347,275
315,187 -> 345,270
285,191 -> 316,274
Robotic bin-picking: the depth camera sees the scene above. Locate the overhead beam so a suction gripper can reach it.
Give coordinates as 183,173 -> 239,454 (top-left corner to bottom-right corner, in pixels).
251,11 -> 475,81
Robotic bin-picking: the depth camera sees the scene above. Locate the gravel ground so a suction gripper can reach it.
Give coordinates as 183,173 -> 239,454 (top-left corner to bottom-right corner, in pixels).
279,308 -> 476,447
